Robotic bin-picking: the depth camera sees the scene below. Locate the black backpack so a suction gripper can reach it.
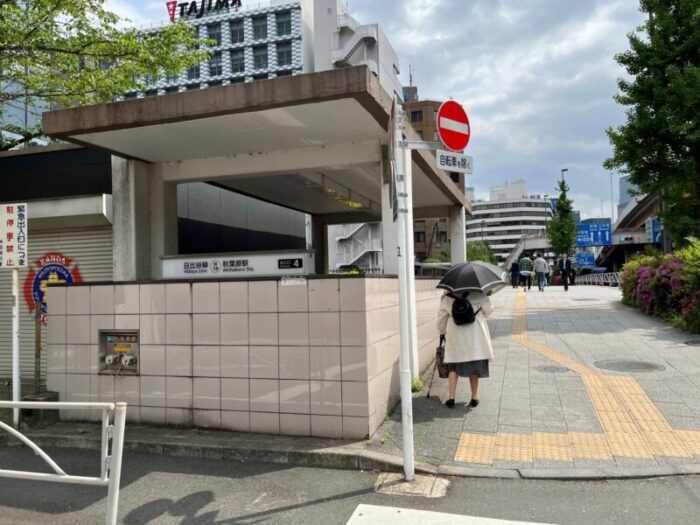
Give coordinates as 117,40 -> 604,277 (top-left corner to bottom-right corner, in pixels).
450,294 -> 481,325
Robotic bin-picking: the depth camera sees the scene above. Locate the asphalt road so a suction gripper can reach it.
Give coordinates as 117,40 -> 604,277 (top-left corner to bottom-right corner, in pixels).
0,447 -> 699,524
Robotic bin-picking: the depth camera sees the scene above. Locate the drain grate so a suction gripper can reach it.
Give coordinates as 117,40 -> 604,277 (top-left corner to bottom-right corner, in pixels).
594,360 -> 665,373
685,340 -> 700,347
535,365 -> 569,374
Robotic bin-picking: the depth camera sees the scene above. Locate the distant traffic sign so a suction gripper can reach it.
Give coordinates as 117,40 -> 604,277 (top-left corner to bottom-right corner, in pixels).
436,100 -> 470,152
577,221 -> 612,247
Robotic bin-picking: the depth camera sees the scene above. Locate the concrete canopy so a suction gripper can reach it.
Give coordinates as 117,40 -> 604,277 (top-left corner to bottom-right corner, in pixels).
43,66 -> 467,221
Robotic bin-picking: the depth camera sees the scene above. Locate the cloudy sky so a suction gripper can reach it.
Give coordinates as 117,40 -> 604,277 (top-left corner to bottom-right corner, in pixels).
109,0 -> 646,220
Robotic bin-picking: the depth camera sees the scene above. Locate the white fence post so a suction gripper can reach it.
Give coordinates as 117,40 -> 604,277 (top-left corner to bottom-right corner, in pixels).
105,402 -> 127,525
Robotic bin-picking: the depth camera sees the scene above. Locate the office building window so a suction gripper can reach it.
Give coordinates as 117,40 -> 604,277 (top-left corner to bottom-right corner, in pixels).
438,232 -> 447,243
207,23 -> 222,46
253,46 -> 268,69
276,11 -> 292,35
230,76 -> 245,84
144,89 -> 158,97
187,64 -> 200,80
411,110 -> 422,123
277,42 -> 292,67
185,84 -> 200,91
165,71 -> 179,84
230,20 -> 244,43
164,86 -> 179,94
252,16 -> 267,40
209,51 -> 223,77
276,70 -> 292,77
208,80 -> 223,87
414,232 -> 426,243
253,73 -> 268,80
124,92 -> 137,100
230,49 -> 245,73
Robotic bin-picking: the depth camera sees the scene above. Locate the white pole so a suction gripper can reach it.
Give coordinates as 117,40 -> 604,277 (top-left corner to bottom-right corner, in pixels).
403,147 -> 419,379
12,267 -> 20,427
394,103 -> 415,481
105,402 -> 127,525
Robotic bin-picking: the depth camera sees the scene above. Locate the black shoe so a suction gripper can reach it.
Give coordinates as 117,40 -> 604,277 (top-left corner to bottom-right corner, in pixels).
446,399 -> 455,408
469,399 -> 479,408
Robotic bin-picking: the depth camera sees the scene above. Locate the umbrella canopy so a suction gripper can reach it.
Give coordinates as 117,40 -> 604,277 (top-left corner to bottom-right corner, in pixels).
437,261 -> 507,294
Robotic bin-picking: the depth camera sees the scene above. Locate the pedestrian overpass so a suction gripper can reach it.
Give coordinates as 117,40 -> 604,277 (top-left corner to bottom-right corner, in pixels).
503,234 -> 550,268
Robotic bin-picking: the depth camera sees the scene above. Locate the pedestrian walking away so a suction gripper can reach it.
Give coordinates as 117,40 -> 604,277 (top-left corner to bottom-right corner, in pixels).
533,252 -> 548,292
518,253 -> 533,291
559,253 -> 573,291
510,260 -> 520,288
436,291 -> 494,408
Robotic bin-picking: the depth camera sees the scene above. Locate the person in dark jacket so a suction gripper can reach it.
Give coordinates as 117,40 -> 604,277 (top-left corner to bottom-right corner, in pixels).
559,253 -> 573,291
510,260 -> 520,288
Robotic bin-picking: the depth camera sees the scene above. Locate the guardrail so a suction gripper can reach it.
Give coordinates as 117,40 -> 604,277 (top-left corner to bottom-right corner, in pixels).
0,401 -> 127,525
576,272 -> 622,287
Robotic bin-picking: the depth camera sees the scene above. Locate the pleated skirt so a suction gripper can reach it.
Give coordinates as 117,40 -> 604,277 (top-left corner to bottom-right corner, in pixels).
446,359 -> 490,378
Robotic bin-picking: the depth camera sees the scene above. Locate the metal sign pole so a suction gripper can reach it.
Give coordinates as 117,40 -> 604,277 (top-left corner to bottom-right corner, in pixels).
12,267 -> 20,427
393,102 -> 415,481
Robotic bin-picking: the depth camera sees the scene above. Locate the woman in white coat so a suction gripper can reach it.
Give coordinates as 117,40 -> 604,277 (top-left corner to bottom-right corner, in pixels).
437,291 -> 494,408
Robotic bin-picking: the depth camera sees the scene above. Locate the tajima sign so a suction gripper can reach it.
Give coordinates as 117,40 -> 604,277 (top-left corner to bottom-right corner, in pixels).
167,0 -> 242,22
436,100 -> 471,152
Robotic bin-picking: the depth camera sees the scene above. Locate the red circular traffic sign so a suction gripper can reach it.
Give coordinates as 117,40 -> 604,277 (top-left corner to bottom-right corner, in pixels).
437,100 -> 470,152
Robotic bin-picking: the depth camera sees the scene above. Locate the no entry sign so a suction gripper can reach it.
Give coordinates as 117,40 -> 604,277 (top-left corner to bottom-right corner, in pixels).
437,100 -> 470,152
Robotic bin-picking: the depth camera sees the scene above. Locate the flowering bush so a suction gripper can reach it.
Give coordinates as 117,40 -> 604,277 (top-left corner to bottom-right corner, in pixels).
620,238 -> 700,333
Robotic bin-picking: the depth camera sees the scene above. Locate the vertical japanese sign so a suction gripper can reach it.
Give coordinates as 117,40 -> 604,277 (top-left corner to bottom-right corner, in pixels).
0,203 -> 28,269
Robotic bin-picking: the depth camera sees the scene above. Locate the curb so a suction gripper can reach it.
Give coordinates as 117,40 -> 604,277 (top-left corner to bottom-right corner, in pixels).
12,426 -> 700,481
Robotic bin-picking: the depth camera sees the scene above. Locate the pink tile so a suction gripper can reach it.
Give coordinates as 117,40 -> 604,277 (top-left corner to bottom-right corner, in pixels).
66,344 -> 90,373
90,315 -> 114,344
222,411 -> 250,432
193,345 -> 220,377
278,280 -> 308,312
140,407 -> 166,424
221,378 -> 249,411
165,314 -> 191,345
340,312 -> 367,346
139,284 -> 165,314
339,279 -> 366,311
342,382 -> 369,417
308,279 -> 339,312
194,410 -> 221,429
166,377 -> 193,409
115,315 -> 139,330
279,380 -> 310,414
310,381 -> 342,415
193,282 -> 220,313
140,345 -> 166,376
308,313 -> 340,346
114,376 -> 139,406
193,314 -> 220,345
279,313 -> 309,345
66,286 -> 90,315
250,379 -> 279,412
140,315 -> 165,345
249,281 -> 278,312
250,412 -> 279,434
249,346 -> 278,378
341,346 -> 368,381
166,408 -> 192,426
98,375 -> 114,403
66,316 -> 89,344
165,283 -> 191,313
90,286 -> 115,315
47,373 -> 65,397
220,282 -> 248,313
249,313 -> 278,345
194,378 -> 221,410
140,376 -> 166,407
166,345 -> 192,376
220,346 -> 249,378
342,416 -> 370,439
221,313 -> 248,345
311,415 -> 343,438
47,286 -> 66,315
279,346 -> 310,380
309,347 -> 341,381
280,414 -> 311,436
47,316 -> 66,345
115,285 -> 139,314
46,345 -> 65,374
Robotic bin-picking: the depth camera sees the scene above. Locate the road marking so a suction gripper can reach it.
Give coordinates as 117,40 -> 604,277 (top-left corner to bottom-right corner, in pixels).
454,291 -> 700,464
347,504 -> 553,524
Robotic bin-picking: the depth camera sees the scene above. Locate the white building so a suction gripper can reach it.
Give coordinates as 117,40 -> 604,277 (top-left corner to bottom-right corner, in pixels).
132,0 -> 402,101
468,180 -> 554,264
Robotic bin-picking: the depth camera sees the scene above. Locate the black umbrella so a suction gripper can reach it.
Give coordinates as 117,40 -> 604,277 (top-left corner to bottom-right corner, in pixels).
437,261 -> 507,294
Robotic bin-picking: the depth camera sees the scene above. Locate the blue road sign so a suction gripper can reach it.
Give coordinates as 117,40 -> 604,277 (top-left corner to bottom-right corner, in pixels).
575,253 -> 595,266
652,218 -> 662,243
577,221 -> 612,247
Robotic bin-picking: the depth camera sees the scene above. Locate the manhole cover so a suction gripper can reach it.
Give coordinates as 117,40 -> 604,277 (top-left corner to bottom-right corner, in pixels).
594,360 -> 665,373
685,340 -> 700,347
535,365 -> 569,373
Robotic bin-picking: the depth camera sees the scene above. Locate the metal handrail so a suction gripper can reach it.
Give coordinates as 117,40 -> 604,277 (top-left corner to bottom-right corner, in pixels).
0,401 -> 127,525
576,272 -> 622,286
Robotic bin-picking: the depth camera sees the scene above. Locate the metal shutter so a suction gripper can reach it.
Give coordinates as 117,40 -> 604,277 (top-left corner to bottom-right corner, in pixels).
0,226 -> 113,380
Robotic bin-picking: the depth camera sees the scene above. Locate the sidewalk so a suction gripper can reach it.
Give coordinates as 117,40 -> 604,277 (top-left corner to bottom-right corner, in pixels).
6,286 -> 700,480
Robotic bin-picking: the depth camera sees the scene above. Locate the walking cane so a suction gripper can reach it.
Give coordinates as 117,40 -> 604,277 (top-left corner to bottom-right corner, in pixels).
426,358 -> 438,399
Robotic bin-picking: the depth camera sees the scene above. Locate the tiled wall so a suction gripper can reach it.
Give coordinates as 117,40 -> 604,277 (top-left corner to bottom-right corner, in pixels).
46,277 -> 442,439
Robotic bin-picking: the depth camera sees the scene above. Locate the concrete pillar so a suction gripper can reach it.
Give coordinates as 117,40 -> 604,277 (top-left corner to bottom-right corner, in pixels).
112,157 -> 152,281
311,215 -> 327,275
450,205 -> 467,265
149,171 -> 178,280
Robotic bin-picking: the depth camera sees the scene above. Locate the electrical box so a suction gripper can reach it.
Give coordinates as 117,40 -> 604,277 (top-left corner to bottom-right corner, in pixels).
99,330 -> 139,375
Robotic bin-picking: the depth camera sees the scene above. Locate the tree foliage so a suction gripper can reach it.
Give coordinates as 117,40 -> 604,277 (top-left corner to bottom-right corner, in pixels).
0,0 -> 208,150
466,240 -> 498,265
604,0 -> 700,246
546,180 -> 577,256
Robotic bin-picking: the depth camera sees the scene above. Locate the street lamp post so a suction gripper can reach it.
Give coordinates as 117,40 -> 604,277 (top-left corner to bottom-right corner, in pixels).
560,168 -> 568,183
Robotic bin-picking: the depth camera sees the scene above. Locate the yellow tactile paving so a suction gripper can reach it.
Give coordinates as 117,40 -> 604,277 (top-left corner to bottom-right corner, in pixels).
454,290 -> 700,465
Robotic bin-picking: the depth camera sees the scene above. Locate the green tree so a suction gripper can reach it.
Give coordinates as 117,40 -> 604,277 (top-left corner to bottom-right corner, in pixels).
466,240 -> 498,264
546,180 -> 577,256
0,0 -> 208,150
604,0 -> 700,246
